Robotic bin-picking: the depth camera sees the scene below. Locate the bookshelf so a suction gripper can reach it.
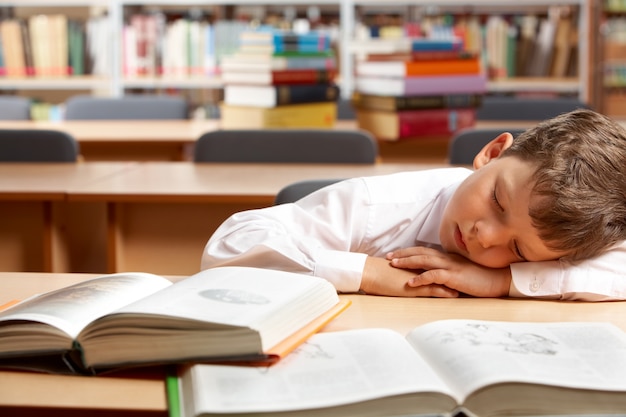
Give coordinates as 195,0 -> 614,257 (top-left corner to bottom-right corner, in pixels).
0,0 -> 598,117
345,0 -> 594,104
601,0 -> 626,116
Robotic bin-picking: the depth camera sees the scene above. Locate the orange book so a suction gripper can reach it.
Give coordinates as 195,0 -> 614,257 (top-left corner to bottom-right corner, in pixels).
356,57 -> 481,77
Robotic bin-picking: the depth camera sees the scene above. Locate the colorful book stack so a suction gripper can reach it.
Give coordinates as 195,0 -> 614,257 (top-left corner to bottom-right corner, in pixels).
352,36 -> 486,141
219,27 -> 339,129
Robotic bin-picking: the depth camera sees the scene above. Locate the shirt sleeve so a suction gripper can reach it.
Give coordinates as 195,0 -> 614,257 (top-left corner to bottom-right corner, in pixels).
201,178 -> 371,293
509,241 -> 626,301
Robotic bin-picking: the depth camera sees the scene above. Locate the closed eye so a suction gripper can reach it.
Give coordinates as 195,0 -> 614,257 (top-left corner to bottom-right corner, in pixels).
491,188 -> 504,212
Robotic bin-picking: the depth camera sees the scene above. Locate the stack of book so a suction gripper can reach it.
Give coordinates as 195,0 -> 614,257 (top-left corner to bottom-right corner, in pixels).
219,27 -> 339,129
352,36 -> 486,141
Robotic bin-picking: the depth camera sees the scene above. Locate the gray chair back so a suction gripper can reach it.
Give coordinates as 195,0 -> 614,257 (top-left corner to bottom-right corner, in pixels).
476,97 -> 588,121
0,96 -> 31,120
65,95 -> 188,120
448,128 -> 527,165
274,179 -> 343,205
0,129 -> 79,162
194,129 -> 378,164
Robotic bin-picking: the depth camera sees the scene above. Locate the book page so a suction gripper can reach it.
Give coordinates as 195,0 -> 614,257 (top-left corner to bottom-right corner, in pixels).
184,328 -> 455,415
407,319 -> 626,402
97,267 -> 339,349
0,273 -> 171,338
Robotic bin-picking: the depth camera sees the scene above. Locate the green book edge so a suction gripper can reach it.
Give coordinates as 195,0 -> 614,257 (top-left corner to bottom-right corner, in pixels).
166,371 -> 182,417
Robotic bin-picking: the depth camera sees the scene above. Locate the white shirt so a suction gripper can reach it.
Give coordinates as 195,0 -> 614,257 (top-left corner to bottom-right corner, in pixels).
201,168 -> 626,301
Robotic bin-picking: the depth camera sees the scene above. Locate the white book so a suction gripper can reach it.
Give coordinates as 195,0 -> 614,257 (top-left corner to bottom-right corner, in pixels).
0,266 -> 347,375
173,319 -> 626,417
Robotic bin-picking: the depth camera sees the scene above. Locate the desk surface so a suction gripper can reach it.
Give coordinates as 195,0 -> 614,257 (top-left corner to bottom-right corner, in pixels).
2,272 -> 626,415
0,120 -> 542,163
0,162 -> 137,201
66,161 -> 449,204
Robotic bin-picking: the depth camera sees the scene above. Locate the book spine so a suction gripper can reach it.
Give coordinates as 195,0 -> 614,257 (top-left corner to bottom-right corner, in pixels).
271,69 -> 337,85
404,58 -> 481,76
397,108 -> 476,138
279,56 -> 336,70
274,84 -> 340,106
404,74 -> 487,95
352,93 -> 483,111
411,38 -> 463,52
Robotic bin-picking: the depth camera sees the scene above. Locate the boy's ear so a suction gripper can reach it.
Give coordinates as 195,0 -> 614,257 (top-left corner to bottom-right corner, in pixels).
473,132 -> 515,169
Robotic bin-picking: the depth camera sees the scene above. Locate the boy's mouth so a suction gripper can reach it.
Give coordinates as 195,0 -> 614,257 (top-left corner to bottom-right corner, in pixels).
454,226 -> 467,253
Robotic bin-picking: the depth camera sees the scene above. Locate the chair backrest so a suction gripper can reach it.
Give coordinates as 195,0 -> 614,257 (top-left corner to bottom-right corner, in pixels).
0,129 -> 79,162
337,99 -> 355,120
64,95 -> 188,120
194,129 -> 378,164
274,179 -> 343,205
448,128 -> 527,165
0,96 -> 31,120
476,97 -> 589,121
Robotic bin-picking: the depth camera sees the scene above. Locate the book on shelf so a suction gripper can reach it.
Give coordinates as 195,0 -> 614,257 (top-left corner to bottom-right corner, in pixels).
221,68 -> 337,86
220,102 -> 337,129
220,53 -> 336,72
224,83 -> 340,108
355,56 -> 481,77
169,319 -> 626,417
0,266 -> 348,375
239,29 -> 331,54
411,37 -> 463,52
355,74 -> 487,97
351,91 -> 483,112
356,107 -> 476,141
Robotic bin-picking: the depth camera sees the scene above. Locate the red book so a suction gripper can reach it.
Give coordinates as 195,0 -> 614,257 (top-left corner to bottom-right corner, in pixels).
356,108 -> 476,141
221,68 -> 337,85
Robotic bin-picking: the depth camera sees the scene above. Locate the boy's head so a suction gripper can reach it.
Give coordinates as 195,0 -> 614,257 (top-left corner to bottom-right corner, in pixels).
440,109 -> 626,268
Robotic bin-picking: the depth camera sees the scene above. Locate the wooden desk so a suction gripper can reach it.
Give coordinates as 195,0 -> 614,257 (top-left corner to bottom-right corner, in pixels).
0,163 -> 137,273
1,272 -> 626,416
0,120 -> 539,163
67,161 -> 446,275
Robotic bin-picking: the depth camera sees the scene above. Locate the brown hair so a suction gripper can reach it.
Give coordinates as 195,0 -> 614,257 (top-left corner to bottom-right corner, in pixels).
502,108 -> 626,261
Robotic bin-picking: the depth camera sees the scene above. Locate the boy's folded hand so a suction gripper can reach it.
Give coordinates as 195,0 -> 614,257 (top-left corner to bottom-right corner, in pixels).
386,246 -> 512,298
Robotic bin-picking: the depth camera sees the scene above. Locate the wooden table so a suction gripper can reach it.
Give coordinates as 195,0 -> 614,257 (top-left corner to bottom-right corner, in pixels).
0,161 -> 447,275
0,162 -> 137,273
0,120 -> 539,163
1,272 -> 625,416
67,161 -> 447,275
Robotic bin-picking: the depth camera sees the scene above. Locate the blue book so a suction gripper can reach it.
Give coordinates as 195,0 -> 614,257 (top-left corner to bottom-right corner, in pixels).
411,37 -> 463,52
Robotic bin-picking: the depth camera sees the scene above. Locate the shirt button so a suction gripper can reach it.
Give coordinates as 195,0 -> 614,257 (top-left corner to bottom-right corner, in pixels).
530,281 -> 541,292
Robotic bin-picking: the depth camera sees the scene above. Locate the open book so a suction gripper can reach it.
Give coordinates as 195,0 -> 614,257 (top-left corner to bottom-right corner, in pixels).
172,319 -> 626,417
0,266 -> 348,375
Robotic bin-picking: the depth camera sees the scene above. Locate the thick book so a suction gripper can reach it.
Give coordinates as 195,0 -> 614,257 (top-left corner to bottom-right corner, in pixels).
224,83 -> 339,108
239,30 -> 331,53
220,102 -> 337,129
411,37 -> 463,52
356,107 -> 476,141
355,74 -> 487,96
169,319 -> 626,417
355,57 -> 481,77
221,68 -> 337,86
220,53 -> 336,72
351,91 -> 483,112
0,266 -> 349,375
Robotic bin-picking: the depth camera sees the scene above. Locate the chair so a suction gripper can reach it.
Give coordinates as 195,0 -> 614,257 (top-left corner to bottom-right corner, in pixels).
64,95 -> 188,120
274,179 -> 343,205
476,96 -> 589,121
337,99 -> 356,120
194,129 -> 378,164
448,128 -> 527,165
0,96 -> 31,120
0,129 -> 79,162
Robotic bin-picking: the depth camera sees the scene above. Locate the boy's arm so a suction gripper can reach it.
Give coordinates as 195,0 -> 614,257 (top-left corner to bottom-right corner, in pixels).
389,243 -> 626,301
509,241 -> 626,301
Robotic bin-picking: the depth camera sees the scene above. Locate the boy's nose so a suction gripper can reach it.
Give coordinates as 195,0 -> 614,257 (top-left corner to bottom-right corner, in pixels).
475,221 -> 507,249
